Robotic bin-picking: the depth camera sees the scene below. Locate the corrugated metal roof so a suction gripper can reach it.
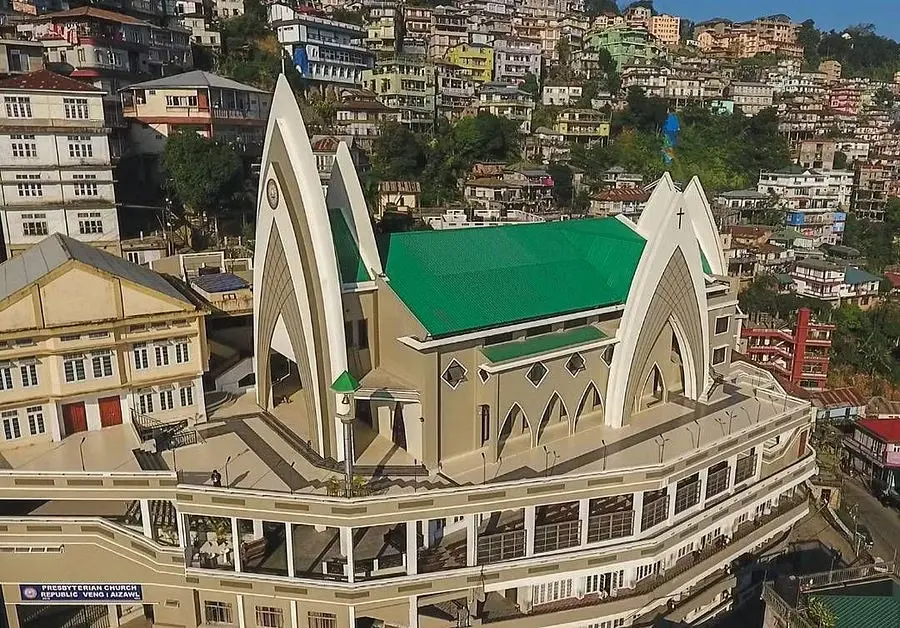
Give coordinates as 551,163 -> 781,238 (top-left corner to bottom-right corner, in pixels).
818,594 -> 900,628
378,217 -> 646,337
0,69 -> 103,93
193,273 -> 249,293
0,234 -> 192,305
125,70 -> 267,94
482,326 -> 607,363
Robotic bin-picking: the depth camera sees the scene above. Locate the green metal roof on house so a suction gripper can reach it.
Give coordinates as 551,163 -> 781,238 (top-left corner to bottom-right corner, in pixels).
482,326 -> 607,364
328,208 -> 370,284
818,595 -> 900,628
774,272 -> 793,285
378,218 -> 646,337
845,267 -> 881,285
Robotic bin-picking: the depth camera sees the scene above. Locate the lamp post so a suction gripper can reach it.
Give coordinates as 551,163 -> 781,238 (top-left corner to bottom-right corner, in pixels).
224,455 -> 232,488
331,370 -> 361,498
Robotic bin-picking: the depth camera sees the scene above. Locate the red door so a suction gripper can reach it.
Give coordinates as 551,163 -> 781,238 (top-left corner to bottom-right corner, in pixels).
61,402 -> 87,436
99,396 -> 123,427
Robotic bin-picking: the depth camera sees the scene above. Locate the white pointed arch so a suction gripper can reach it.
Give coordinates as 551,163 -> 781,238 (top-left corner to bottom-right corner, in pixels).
497,403 -> 531,459
606,186 -> 711,428
636,172 -> 678,239
682,177 -> 726,276
252,75 -> 350,457
669,312 -> 696,398
536,391 -> 569,446
325,141 -> 383,278
634,361 -> 667,413
573,380 -> 604,433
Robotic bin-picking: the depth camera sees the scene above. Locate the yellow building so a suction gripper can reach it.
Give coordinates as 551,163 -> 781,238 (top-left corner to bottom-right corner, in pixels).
554,108 -> 612,143
0,234 -> 208,450
446,42 -> 494,84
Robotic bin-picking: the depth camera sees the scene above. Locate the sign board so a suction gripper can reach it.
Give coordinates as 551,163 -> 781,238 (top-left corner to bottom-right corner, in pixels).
19,584 -> 143,603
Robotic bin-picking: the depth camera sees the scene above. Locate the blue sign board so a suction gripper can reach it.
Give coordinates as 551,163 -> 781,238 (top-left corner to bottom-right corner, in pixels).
19,584 -> 142,603
787,213 -> 805,226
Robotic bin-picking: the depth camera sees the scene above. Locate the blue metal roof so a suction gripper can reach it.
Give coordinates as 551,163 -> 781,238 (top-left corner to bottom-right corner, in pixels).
193,272 -> 249,293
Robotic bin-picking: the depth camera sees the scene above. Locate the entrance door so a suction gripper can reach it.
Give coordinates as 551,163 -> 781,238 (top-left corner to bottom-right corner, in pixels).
61,402 -> 87,435
99,396 -> 123,427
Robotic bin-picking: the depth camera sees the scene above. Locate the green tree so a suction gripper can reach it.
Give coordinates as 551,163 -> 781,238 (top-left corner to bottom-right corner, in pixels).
371,122 -> 427,180
833,151 -> 848,169
162,131 -> 244,216
585,0 -> 619,17
798,19 -> 822,68
555,37 -> 572,70
547,163 -> 574,207
520,72 -> 540,101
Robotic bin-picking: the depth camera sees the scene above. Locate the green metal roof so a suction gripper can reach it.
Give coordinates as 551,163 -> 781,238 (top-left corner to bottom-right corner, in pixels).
845,267 -> 881,286
818,595 -> 900,628
700,248 -> 711,274
331,370 -> 360,394
482,326 -> 607,363
328,208 -> 370,284
378,218 -> 646,337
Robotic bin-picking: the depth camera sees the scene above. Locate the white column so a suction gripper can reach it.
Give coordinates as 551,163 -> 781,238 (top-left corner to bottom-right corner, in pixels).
406,521 -> 418,575
466,514 -> 477,566
340,527 -> 355,583
285,522 -> 295,578
232,517 -> 242,572
107,606 -> 119,628
664,483 -> 676,525
176,510 -> 186,549
139,499 -> 153,539
347,606 -> 356,628
236,595 -> 246,628
48,401 -> 62,443
422,520 -> 430,549
408,595 -> 419,628
578,499 -> 590,546
525,506 -> 536,557
252,519 -> 263,539
289,601 -> 297,628
632,491 -> 644,536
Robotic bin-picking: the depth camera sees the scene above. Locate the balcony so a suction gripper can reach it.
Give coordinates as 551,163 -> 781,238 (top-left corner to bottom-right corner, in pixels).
735,453 -> 758,484
641,491 -> 669,532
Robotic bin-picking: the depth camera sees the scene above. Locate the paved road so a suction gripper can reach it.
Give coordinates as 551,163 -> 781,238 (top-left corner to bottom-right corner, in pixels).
842,480 -> 900,562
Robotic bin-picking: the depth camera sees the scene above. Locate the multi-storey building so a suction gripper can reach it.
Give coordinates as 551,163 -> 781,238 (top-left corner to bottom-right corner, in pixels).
844,418 -> 900,489
553,108 -> 610,144
0,31 -> 43,78
853,160 -> 891,222
269,2 -> 373,91
445,42 -> 493,84
588,186 -> 650,218
429,5 -> 467,60
363,56 -> 435,132
818,59 -> 842,83
0,232 -> 207,452
174,0 -> 220,48
648,14 -> 681,47
212,0 -> 244,19
798,139 -> 836,170
727,81 -> 774,116
584,25 -> 666,71
435,62 -> 475,121
790,259 -> 882,308
0,70 -> 120,259
119,71 -> 271,157
365,3 -> 401,54
828,84 -> 861,116
401,5 -> 432,55
758,166 -> 853,247
493,37 -> 542,85
740,308 -> 834,392
334,96 -> 400,150
542,81 -> 582,106
0,80 -> 817,628
620,63 -> 670,98
476,81 -> 534,133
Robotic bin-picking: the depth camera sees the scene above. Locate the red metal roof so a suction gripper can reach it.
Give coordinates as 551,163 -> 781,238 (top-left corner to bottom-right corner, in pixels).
592,186 -> 650,202
858,418 -> 900,443
37,6 -> 149,25
0,69 -> 102,93
809,387 -> 865,409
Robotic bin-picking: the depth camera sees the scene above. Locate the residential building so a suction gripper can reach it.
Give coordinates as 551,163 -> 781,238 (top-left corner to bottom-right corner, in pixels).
599,165 -> 643,189
0,70 -> 120,259
649,14 -> 681,47
423,207 -> 544,230
853,160 -> 891,222
844,419 -> 900,490
119,71 -> 271,157
493,37 -> 542,85
174,0 -> 220,48
584,25 -> 666,70
621,63 -> 670,99
542,81 -> 582,106
740,308 -> 834,391
476,81 -> 535,133
402,5 -> 432,55
829,85 -> 861,116
757,167 -> 853,247
798,139 -> 836,170
588,186 -> 649,218
213,0 -> 244,19
727,82 -> 774,116
430,5 -> 468,60
435,62 -> 475,120
808,387 -> 866,424
376,180 -> 421,217
362,56 -> 435,132
721,225 -> 793,281
334,96 -> 401,151
818,59 -> 842,83
269,2 -> 373,91
446,42 -> 494,84
365,3 -> 401,54
0,232 -> 207,452
553,108 -> 610,143
0,34 -> 43,78
714,189 -> 774,227
790,259 -> 881,308
0,79 -> 816,628
310,134 -> 366,194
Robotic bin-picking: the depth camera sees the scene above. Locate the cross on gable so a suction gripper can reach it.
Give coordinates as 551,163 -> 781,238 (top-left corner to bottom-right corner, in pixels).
676,207 -> 686,229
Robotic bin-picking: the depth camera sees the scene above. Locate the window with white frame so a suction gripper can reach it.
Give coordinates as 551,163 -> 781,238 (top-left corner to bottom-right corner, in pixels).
5,96 -> 32,118
26,406 -> 45,435
532,578 -> 574,606
78,211 -> 103,234
91,351 -> 113,378
138,392 -> 154,414
20,363 -> 38,387
0,365 -> 12,390
175,340 -> 190,363
67,135 -> 93,158
11,134 -> 37,157
2,410 -> 21,440
585,569 -> 623,595
73,174 -> 99,197
63,97 -> 89,120
714,315 -> 730,335
159,389 -> 174,410
179,385 -> 193,407
16,174 -> 42,197
155,345 -> 170,367
254,606 -> 283,628
63,354 -> 86,382
712,346 -> 727,365
21,212 -> 47,236
307,612 -> 336,628
133,343 -> 149,370
203,601 -> 233,625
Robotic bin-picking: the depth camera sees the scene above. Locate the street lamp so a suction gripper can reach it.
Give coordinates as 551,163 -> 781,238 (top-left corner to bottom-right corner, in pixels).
331,370 -> 361,498
224,455 -> 232,487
